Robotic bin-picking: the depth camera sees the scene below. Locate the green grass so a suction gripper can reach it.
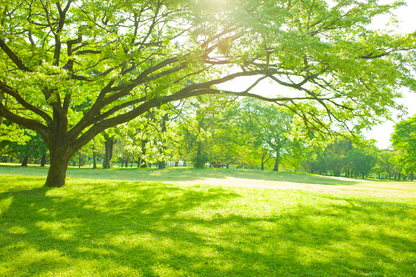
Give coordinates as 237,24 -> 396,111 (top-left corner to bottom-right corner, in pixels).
0,163 -> 401,185
1,167 -> 416,276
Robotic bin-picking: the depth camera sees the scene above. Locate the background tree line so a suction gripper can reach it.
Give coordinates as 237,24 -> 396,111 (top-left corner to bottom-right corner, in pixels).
1,96 -> 415,181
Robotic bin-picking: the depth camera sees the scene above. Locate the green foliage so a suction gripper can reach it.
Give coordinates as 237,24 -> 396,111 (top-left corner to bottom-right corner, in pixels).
0,120 -> 33,147
11,130 -> 48,165
191,152 -> 209,168
373,150 -> 396,179
302,139 -> 381,179
1,0 -> 415,186
348,146 -> 378,179
391,114 -> 416,175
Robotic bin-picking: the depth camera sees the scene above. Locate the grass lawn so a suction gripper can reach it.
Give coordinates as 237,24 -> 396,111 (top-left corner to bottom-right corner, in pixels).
1,166 -> 415,276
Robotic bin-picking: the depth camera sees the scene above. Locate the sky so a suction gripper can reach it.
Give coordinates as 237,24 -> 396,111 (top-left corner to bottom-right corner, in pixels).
219,0 -> 416,149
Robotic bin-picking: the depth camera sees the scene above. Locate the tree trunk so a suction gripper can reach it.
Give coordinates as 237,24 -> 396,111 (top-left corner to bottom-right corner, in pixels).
44,147 -> 72,188
93,151 -> 97,169
21,156 -> 29,167
158,113 -> 168,169
40,155 -> 46,167
411,173 -> 414,181
273,150 -> 280,172
92,142 -> 97,169
0,92 -> 4,127
261,155 -> 265,171
125,157 -> 129,168
140,140 -> 148,168
103,139 -> 114,169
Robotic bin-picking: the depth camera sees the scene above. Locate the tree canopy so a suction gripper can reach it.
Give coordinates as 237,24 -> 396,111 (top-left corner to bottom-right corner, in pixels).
0,0 -> 415,187
391,113 -> 416,179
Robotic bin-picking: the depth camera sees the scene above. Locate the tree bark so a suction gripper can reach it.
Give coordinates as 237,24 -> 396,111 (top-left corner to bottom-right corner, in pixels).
103,138 -> 114,169
21,156 -> 29,167
92,142 -> 97,169
44,147 -> 72,188
140,140 -> 148,168
273,150 -> 280,172
158,113 -> 168,169
40,154 -> 46,167
93,151 -> 97,169
0,93 -> 3,127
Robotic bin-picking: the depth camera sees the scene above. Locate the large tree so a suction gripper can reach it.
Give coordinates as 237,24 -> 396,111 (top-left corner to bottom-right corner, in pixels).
0,0 -> 415,187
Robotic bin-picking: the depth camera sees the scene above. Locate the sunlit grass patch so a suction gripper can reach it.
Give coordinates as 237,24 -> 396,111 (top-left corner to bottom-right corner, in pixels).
0,174 -> 415,276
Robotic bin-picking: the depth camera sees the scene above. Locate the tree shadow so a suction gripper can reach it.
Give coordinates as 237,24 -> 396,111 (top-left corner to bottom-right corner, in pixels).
1,177 -> 415,276
1,165 -> 368,187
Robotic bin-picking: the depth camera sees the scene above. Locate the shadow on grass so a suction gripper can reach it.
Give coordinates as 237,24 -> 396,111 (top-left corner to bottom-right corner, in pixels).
1,176 -> 415,276
0,165 -> 368,186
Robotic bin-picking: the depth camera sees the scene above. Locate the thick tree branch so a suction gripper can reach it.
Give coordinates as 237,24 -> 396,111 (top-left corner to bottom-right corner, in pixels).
0,38 -> 32,72
0,81 -> 53,126
0,103 -> 48,140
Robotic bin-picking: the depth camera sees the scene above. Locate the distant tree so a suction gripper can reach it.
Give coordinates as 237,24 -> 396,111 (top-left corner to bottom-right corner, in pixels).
391,114 -> 416,181
348,146 -> 378,179
102,132 -> 116,169
326,140 -> 353,177
12,131 -> 48,167
302,149 -> 328,175
238,99 -> 294,171
373,150 -> 395,179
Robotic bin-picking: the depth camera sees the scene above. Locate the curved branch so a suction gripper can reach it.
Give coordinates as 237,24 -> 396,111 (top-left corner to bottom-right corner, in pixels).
0,81 -> 53,126
0,38 -> 32,72
0,103 -> 49,141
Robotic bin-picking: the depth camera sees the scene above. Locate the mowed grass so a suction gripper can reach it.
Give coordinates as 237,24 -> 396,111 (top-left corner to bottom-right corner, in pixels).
0,163 -> 405,185
1,167 -> 416,276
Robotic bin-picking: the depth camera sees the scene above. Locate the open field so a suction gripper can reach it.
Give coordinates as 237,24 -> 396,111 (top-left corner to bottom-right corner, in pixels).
1,165 -> 415,198
1,166 -> 416,276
